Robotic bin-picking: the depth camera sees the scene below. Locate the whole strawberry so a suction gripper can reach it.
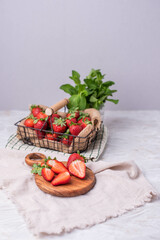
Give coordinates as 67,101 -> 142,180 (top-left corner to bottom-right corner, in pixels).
53,118 -> 67,133
31,105 -> 42,117
66,107 -> 79,119
37,111 -> 48,119
66,115 -> 77,128
34,118 -> 47,139
45,133 -> 58,141
48,114 -> 60,128
24,114 -> 34,128
69,123 -> 82,136
78,117 -> 92,129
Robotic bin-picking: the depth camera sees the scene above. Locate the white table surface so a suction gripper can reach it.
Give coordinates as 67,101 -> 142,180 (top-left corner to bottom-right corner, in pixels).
0,110 -> 160,240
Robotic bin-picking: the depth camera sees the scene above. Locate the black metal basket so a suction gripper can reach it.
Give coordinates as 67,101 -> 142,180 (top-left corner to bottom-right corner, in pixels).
14,99 -> 101,153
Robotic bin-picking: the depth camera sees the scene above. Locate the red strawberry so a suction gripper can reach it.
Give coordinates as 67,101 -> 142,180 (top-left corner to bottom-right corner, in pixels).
45,133 -> 58,141
48,114 -> 60,128
46,159 -> 54,168
78,118 -> 92,129
67,111 -> 79,119
67,153 -> 85,169
48,159 -> 68,174
37,112 -> 48,119
69,124 -> 82,136
51,171 -> 71,186
41,168 -> 54,181
24,118 -> 34,128
34,119 -> 47,139
53,118 -> 67,133
62,136 -> 73,146
66,117 -> 77,128
78,116 -> 91,122
69,160 -> 86,179
41,162 -> 45,166
31,105 -> 42,117
67,107 -> 80,119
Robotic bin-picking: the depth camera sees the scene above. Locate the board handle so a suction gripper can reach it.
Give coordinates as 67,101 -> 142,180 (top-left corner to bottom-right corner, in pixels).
45,98 -> 69,116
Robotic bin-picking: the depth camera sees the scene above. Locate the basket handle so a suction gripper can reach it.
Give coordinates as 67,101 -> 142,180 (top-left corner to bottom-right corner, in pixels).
45,98 -> 69,116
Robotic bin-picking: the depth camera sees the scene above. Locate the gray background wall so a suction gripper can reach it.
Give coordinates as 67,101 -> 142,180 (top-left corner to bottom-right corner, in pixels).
0,0 -> 160,111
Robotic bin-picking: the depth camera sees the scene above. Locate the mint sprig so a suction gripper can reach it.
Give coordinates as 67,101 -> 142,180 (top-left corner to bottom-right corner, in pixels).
60,69 -> 119,110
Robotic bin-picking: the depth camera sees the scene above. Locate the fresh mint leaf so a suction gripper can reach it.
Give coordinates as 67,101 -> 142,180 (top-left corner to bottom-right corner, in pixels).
90,95 -> 97,103
60,84 -> 77,95
84,79 -> 97,90
68,94 -> 86,110
107,99 -> 119,104
69,70 -> 81,85
102,81 -> 115,88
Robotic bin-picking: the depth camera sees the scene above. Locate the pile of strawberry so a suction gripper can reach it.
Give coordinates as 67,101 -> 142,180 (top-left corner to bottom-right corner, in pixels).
24,105 -> 92,146
31,153 -> 86,185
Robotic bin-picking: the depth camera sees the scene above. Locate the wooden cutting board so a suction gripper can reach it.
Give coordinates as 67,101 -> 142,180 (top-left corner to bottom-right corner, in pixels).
35,163 -> 96,197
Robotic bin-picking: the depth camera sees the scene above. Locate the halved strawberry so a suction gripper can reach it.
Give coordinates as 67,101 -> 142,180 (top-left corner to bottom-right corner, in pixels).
48,159 -> 68,174
67,153 -> 85,169
51,171 -> 71,186
69,160 -> 86,179
41,168 -> 54,181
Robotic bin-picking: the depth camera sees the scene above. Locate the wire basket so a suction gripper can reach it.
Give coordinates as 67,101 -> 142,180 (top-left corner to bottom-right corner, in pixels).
15,99 -> 101,154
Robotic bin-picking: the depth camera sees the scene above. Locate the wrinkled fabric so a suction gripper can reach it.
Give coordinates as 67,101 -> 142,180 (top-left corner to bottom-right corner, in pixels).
0,149 -> 157,236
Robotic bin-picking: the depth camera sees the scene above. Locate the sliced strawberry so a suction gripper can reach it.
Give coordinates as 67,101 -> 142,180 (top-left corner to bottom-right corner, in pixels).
40,162 -> 45,166
51,171 -> 71,186
46,159 -> 54,168
41,168 -> 54,181
31,105 -> 42,117
69,160 -> 86,179
67,153 -> 85,169
50,159 -> 68,174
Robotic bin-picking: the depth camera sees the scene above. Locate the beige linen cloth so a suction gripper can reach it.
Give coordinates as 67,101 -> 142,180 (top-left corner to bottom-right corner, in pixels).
0,149 -> 157,236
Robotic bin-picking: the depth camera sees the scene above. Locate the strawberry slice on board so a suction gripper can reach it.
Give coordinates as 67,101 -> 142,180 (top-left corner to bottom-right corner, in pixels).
41,168 -> 54,181
67,153 -> 85,169
47,159 -> 68,174
69,160 -> 86,179
51,171 -> 71,186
